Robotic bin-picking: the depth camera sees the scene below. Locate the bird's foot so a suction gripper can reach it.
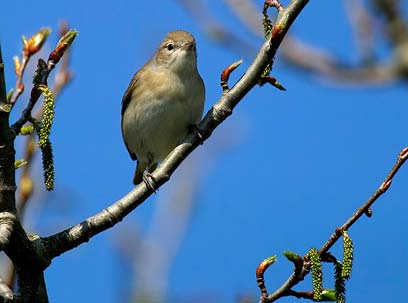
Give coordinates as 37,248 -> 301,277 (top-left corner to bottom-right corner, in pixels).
143,171 -> 157,193
189,124 -> 204,145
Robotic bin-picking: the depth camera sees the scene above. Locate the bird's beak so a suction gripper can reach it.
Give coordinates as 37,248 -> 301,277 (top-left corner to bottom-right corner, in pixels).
182,42 -> 196,51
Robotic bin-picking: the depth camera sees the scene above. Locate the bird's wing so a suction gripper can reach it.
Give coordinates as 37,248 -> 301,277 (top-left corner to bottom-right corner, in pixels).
121,71 -> 142,161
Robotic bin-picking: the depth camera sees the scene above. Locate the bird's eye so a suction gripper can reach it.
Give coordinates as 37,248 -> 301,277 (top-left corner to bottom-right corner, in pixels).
166,43 -> 174,51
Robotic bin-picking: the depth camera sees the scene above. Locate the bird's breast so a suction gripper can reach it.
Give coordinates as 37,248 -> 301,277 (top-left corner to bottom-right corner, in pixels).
122,70 -> 204,163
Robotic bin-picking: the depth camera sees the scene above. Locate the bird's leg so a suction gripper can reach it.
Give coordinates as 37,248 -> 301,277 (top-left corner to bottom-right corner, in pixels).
142,170 -> 157,193
189,124 -> 204,145
143,160 -> 158,193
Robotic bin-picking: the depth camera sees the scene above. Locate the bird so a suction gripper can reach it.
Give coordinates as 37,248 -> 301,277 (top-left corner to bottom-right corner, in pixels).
121,30 -> 205,188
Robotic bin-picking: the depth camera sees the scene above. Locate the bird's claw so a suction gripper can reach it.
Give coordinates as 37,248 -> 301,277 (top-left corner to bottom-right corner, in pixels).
143,171 -> 157,193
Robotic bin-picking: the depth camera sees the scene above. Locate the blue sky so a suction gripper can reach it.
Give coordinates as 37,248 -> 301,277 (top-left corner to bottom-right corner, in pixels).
1,1 -> 407,302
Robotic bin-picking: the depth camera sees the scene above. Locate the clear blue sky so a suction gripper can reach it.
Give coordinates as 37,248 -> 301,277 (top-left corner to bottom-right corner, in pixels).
1,1 -> 407,302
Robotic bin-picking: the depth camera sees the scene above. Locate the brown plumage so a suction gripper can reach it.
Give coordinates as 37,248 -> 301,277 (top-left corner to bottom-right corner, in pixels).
121,30 -> 205,185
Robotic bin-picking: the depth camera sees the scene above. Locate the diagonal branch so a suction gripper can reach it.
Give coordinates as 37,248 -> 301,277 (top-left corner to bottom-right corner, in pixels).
41,0 -> 310,260
320,147 -> 408,254
260,147 -> 408,302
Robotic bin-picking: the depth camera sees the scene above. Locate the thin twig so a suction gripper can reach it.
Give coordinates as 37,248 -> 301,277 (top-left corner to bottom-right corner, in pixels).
264,0 -> 284,12
261,147 -> 408,302
9,54 -> 29,106
256,256 -> 277,298
9,28 -> 51,106
11,29 -> 76,135
320,147 -> 408,254
220,59 -> 243,93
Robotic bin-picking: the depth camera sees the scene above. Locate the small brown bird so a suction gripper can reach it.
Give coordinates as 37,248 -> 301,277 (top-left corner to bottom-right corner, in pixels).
121,30 -> 205,187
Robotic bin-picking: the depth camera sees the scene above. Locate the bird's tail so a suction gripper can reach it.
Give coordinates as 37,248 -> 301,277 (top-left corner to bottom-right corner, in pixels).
133,162 -> 157,185
133,162 -> 146,185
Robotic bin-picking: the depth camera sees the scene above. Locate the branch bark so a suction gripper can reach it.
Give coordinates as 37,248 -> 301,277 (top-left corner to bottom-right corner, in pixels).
0,31 -> 73,302
41,0 -> 310,260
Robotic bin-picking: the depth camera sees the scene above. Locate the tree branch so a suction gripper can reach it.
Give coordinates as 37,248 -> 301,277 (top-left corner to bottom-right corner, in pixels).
9,28 -> 51,106
320,147 -> 408,254
0,44 -> 6,107
260,147 -> 408,302
0,29 -> 75,303
11,30 -> 76,135
41,0 -> 310,260
0,42 -> 17,254
4,22 -> 74,290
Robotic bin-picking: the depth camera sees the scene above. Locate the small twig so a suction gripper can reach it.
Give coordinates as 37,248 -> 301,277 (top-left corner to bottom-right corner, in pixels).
287,289 -> 315,300
11,30 -> 76,135
256,256 -> 277,297
9,28 -> 51,106
262,147 -> 408,302
220,59 -> 243,92
9,54 -> 28,106
264,0 -> 284,13
259,75 -> 286,90
320,146 -> 408,254
11,60 -> 52,135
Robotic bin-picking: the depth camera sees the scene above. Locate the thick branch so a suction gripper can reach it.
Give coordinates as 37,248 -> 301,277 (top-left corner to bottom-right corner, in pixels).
0,45 -> 6,106
4,23 -> 74,291
0,40 -> 51,303
41,0 -> 309,259
0,43 -> 17,248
